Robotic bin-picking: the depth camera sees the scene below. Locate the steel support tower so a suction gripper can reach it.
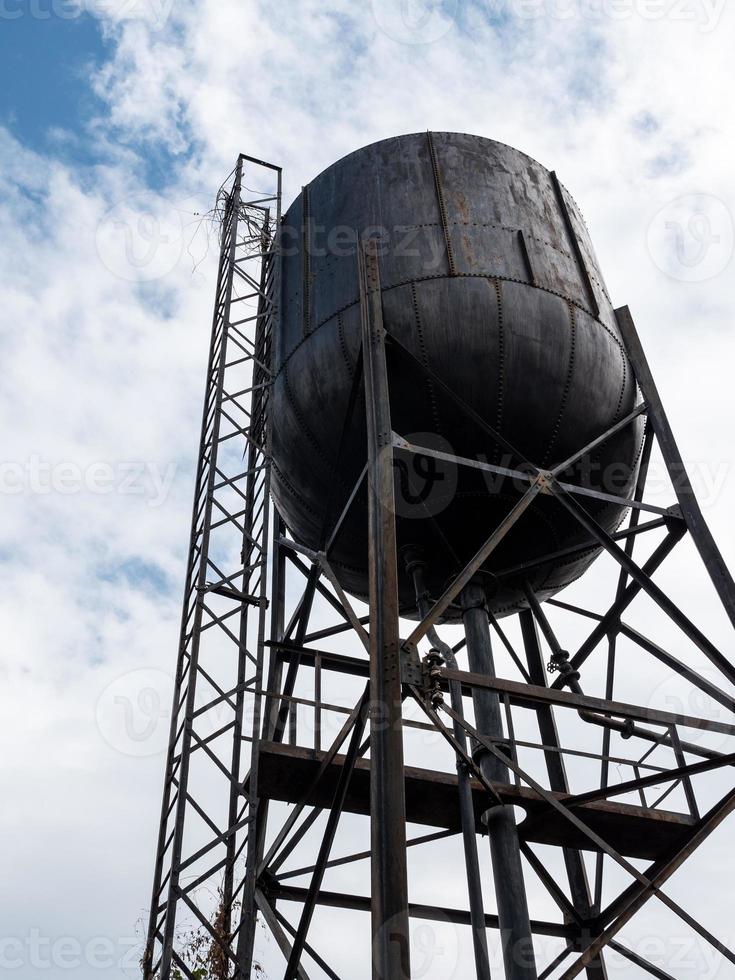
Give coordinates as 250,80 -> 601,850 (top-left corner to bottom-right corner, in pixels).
144,155 -> 735,980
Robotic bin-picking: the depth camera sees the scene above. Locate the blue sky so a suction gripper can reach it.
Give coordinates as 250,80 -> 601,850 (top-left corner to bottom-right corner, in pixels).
0,5 -> 194,189
1,2 -> 735,978
0,10 -> 107,153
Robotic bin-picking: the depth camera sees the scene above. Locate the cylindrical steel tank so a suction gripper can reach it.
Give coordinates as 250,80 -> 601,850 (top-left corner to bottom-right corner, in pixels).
270,132 -> 643,617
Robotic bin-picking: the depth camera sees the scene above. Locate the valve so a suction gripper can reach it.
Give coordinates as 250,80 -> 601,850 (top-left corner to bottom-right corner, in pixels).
422,648 -> 445,708
546,648 -> 580,683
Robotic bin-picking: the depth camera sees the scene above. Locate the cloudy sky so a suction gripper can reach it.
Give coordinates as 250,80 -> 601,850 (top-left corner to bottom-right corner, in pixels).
2,1 -> 735,978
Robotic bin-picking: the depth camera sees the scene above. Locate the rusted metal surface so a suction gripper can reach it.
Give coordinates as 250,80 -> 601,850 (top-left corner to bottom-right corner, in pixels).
256,741 -> 696,862
409,559 -> 492,980
359,238 -> 411,980
461,582 -> 537,980
520,610 -> 607,980
143,155 -> 282,980
270,132 -> 644,617
560,786 -> 735,978
269,884 -> 574,940
147,147 -> 735,980
438,667 -> 735,736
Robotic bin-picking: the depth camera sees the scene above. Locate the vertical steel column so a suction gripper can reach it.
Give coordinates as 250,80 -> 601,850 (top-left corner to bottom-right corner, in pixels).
519,609 -> 607,980
226,210 -> 276,967
238,491 -> 286,972
358,237 -> 411,980
461,582 -> 537,980
408,555 -> 492,980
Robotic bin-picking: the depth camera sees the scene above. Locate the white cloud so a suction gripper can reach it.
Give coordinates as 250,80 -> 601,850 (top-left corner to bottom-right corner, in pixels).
3,1 -> 735,977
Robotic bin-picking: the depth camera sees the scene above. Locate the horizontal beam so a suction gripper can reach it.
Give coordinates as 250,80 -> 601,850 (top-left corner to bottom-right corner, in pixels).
257,742 -> 693,861
439,668 -> 735,737
271,884 -> 573,939
393,433 -> 672,518
266,641 -> 369,677
238,151 -> 282,172
494,516 -> 670,581
563,751 -> 735,808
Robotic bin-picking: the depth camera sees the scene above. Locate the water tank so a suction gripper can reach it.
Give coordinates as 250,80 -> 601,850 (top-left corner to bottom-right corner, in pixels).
270,132 -> 643,618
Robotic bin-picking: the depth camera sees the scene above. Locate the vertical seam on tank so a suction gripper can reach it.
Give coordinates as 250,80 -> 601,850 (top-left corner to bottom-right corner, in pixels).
550,170 -> 600,319
613,342 -> 628,423
427,132 -> 457,277
301,184 -> 312,336
543,300 -> 576,467
411,281 -> 442,435
493,278 -> 505,463
337,311 -> 355,380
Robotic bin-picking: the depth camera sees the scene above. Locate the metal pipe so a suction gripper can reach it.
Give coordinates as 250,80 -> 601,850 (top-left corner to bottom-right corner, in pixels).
407,554 -> 492,980
524,584 -> 724,765
518,610 -> 607,980
461,582 -> 538,980
544,637 -> 725,763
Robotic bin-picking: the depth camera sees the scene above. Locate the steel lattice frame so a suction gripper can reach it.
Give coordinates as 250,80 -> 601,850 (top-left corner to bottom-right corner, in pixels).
145,156 -> 735,980
143,154 -> 282,980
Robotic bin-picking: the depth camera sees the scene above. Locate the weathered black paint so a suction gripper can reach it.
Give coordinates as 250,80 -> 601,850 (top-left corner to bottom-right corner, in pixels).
270,131 -> 644,615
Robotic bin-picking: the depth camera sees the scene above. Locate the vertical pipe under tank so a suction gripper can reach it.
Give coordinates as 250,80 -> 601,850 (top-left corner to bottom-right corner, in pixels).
461,581 -> 538,980
407,553 -> 492,980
